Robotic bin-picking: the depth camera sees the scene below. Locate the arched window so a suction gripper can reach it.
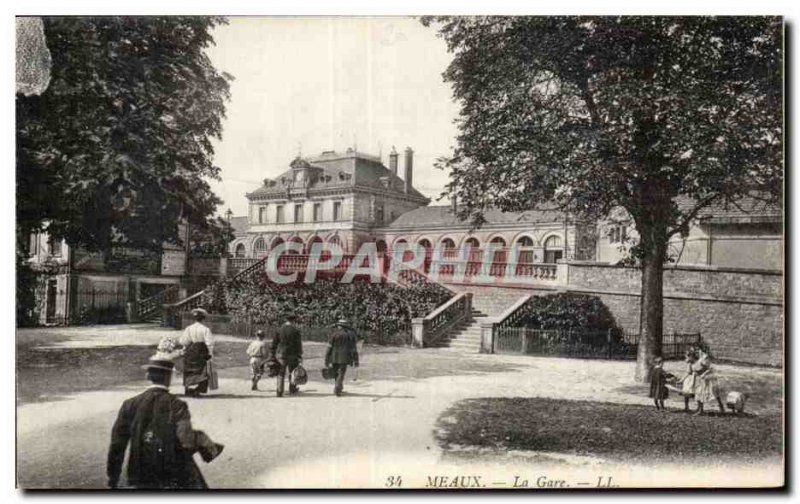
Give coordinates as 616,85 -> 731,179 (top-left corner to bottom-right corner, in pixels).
464,237 -> 481,262
516,236 -> 534,247
234,243 -> 246,258
515,235 -> 535,263
543,235 -> 564,264
270,237 -> 284,251
394,238 -> 412,261
253,238 -> 267,257
327,235 -> 343,254
439,238 -> 456,258
307,235 -> 323,254
287,236 -> 304,254
489,237 -> 507,264
418,239 -> 433,272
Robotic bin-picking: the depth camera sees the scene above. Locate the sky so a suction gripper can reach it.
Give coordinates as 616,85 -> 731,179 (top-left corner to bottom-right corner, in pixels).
204,17 -> 461,217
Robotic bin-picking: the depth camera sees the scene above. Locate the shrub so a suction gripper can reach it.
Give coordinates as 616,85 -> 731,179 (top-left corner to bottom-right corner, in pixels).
516,293 -> 623,349
199,270 -> 451,346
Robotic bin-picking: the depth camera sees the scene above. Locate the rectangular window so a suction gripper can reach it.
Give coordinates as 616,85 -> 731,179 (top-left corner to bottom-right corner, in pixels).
333,201 -> 342,221
28,232 -> 38,256
49,236 -> 62,257
294,203 -> 304,223
258,206 -> 266,224
609,225 -> 628,244
375,204 -> 385,225
276,205 -> 285,224
313,203 -> 322,222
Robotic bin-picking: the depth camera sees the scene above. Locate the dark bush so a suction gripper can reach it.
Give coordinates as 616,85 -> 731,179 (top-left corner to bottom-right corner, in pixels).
199,269 -> 451,346
516,293 -> 623,348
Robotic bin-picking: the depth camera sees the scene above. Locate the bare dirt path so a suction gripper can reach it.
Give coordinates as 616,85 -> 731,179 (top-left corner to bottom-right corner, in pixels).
16,326 -> 782,489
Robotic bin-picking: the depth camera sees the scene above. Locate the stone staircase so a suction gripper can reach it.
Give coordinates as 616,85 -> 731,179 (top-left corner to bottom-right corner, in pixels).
434,309 -> 489,352
434,290 -> 530,352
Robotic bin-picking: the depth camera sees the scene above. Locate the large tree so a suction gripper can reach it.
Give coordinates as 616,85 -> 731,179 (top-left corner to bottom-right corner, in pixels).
16,16 -> 232,253
424,16 -> 782,380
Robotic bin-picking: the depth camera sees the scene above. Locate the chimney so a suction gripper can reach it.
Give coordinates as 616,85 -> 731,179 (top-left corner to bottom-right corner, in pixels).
404,147 -> 413,194
389,146 -> 398,175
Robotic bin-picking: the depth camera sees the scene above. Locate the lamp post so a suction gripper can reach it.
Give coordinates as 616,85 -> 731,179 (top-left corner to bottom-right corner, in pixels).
225,208 -> 233,222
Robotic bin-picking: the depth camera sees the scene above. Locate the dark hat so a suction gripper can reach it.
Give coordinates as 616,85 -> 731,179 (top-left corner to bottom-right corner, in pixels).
142,357 -> 175,372
191,307 -> 209,318
285,313 -> 297,321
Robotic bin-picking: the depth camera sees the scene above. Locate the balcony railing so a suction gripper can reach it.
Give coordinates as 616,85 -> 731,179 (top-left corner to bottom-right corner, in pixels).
426,259 -> 558,282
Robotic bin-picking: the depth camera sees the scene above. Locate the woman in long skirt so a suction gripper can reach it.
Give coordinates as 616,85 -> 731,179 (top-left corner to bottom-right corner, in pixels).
179,308 -> 215,397
691,347 -> 725,415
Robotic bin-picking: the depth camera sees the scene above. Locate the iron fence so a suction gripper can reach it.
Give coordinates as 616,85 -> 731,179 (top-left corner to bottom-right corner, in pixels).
494,327 -> 701,360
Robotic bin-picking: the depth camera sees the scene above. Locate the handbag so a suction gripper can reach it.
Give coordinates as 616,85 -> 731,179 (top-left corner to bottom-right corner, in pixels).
206,360 -> 219,391
321,366 -> 335,380
291,364 -> 308,385
266,357 -> 281,378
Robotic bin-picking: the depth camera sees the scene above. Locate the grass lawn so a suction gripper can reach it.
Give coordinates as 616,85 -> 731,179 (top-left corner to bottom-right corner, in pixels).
435,396 -> 782,464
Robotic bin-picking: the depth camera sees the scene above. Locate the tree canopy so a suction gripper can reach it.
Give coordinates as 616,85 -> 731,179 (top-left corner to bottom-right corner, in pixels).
425,16 -> 781,230
424,16 -> 782,379
17,16 -> 233,252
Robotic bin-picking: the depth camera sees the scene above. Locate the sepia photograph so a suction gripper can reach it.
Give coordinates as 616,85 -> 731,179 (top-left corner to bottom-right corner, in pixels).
13,6 -> 785,491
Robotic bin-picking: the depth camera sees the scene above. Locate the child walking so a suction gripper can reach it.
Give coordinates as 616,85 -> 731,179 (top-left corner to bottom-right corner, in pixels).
246,330 -> 270,391
648,357 -> 671,410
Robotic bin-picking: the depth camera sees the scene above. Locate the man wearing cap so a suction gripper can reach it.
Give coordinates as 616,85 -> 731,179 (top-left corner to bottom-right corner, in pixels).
270,313 -> 303,397
107,357 -> 224,489
325,318 -> 359,397
179,308 -> 215,397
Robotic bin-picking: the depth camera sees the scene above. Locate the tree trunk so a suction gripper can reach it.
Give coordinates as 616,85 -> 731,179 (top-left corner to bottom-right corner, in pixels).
634,239 -> 667,382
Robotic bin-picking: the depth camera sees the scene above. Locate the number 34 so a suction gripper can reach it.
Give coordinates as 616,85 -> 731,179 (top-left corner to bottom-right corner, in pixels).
385,475 -> 403,488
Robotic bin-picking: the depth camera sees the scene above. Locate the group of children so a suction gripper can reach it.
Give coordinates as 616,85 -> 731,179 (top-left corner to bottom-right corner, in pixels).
648,345 -> 747,415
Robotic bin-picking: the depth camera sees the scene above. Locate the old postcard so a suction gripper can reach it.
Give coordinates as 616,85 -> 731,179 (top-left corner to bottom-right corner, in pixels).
14,13 -> 784,490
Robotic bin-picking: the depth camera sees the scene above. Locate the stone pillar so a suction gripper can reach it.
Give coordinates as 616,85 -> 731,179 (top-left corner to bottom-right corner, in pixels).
220,256 -> 229,277
126,302 -> 139,323
556,260 -> 570,286
480,319 -> 495,354
411,317 -> 427,348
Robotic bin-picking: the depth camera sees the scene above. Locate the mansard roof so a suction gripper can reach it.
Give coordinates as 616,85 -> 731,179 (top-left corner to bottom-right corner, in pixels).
386,205 -> 568,229
246,150 -> 428,202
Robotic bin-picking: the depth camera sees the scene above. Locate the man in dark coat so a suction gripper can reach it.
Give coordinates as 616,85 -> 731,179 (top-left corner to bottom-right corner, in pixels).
271,313 -> 303,397
325,318 -> 359,397
107,357 -> 223,489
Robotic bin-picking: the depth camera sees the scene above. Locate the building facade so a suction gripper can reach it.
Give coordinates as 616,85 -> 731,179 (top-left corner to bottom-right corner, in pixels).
24,227 -> 187,325
230,148 -> 782,274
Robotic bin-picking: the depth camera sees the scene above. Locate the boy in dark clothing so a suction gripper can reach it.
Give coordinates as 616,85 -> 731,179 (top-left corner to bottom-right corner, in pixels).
648,357 -> 673,410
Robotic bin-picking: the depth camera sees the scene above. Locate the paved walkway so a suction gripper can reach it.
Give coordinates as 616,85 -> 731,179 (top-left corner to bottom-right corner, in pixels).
16,326 -> 783,489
